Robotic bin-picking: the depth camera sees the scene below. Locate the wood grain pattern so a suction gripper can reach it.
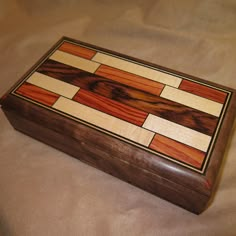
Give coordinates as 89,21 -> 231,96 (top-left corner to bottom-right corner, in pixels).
3,107 -> 210,214
27,72 -> 80,99
50,50 -> 100,73
179,80 -> 227,104
37,59 -> 219,136
143,114 -> 211,152
161,86 -> 223,117
58,42 -> 96,59
92,53 -> 182,87
96,65 -> 164,95
52,96 -> 155,146
74,89 -> 148,126
150,134 -> 205,168
15,82 -> 59,106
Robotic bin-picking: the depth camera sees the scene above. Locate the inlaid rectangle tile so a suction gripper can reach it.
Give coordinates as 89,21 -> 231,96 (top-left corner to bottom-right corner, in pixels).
179,80 -> 228,104
50,50 -> 100,73
58,42 -> 96,60
37,59 -> 218,136
95,65 -> 164,95
15,82 -> 59,106
92,53 -> 182,87
53,96 -> 155,146
27,72 -> 79,99
161,86 -> 223,117
150,134 -> 205,168
74,89 -> 148,126
143,114 -> 211,152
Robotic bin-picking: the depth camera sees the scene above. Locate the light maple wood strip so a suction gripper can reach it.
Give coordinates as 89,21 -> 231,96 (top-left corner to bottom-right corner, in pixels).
50,50 -> 100,73
161,86 -> 223,117
150,134 -> 205,168
27,72 -> 79,99
95,65 -> 164,95
92,53 -> 182,87
16,82 -> 60,106
179,80 -> 228,104
53,96 -> 155,146
143,114 -> 211,152
74,89 -> 148,126
58,42 -> 96,59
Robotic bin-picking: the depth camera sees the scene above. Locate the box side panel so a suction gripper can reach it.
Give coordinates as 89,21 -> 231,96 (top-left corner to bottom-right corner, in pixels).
3,108 -> 209,214
1,94 -> 210,195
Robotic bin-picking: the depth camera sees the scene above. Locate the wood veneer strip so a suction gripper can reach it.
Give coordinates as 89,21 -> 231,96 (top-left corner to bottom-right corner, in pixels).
73,89 -> 148,126
150,134 -> 205,168
27,72 -> 80,99
50,50 -> 100,73
143,114 -> 211,152
161,86 -> 223,117
37,59 -> 218,136
95,65 -> 164,95
179,80 -> 228,104
92,53 -> 182,87
15,82 -> 59,106
52,96 -> 155,146
58,42 -> 96,59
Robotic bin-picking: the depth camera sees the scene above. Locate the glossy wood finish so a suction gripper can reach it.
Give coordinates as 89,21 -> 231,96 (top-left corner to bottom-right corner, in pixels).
161,86 -> 223,117
16,82 -> 59,106
179,80 -> 227,104
143,114 -> 211,152
96,65 -> 164,95
150,134 -> 205,169
53,96 -> 154,146
50,50 -> 100,73
58,42 -> 96,59
74,89 -> 148,126
1,37 -> 236,214
92,52 -> 182,87
37,59 -> 219,137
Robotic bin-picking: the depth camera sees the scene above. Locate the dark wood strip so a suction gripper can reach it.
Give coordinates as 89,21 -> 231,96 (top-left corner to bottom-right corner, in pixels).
150,134 -> 205,169
96,65 -> 164,95
73,89 -> 148,126
58,42 -> 96,59
37,59 -> 218,136
15,82 -> 59,106
179,80 -> 227,104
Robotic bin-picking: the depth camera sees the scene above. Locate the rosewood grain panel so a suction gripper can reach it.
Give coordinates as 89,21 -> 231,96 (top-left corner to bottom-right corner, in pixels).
95,65 -> 164,95
58,42 -> 96,59
37,59 -> 219,136
150,134 -> 205,168
73,89 -> 148,126
15,82 -> 59,106
179,80 -> 227,104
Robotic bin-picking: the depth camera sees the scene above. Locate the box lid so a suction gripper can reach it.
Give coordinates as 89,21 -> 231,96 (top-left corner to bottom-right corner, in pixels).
1,37 -> 236,197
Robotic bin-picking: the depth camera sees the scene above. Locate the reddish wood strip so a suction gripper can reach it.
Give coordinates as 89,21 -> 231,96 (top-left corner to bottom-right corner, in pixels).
15,82 -> 59,106
96,65 -> 164,95
37,59 -> 219,136
73,89 -> 148,126
150,134 -> 205,168
179,80 -> 227,104
58,42 -> 96,60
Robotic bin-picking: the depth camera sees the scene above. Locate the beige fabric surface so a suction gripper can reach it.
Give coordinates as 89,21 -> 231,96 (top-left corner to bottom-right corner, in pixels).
0,1 -> 236,235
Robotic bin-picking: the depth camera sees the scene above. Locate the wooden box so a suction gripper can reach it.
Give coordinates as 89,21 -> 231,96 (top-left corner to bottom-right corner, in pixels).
1,37 -> 236,214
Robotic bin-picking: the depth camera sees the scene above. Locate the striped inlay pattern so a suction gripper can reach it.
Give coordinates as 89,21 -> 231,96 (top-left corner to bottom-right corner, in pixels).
12,39 -> 231,173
